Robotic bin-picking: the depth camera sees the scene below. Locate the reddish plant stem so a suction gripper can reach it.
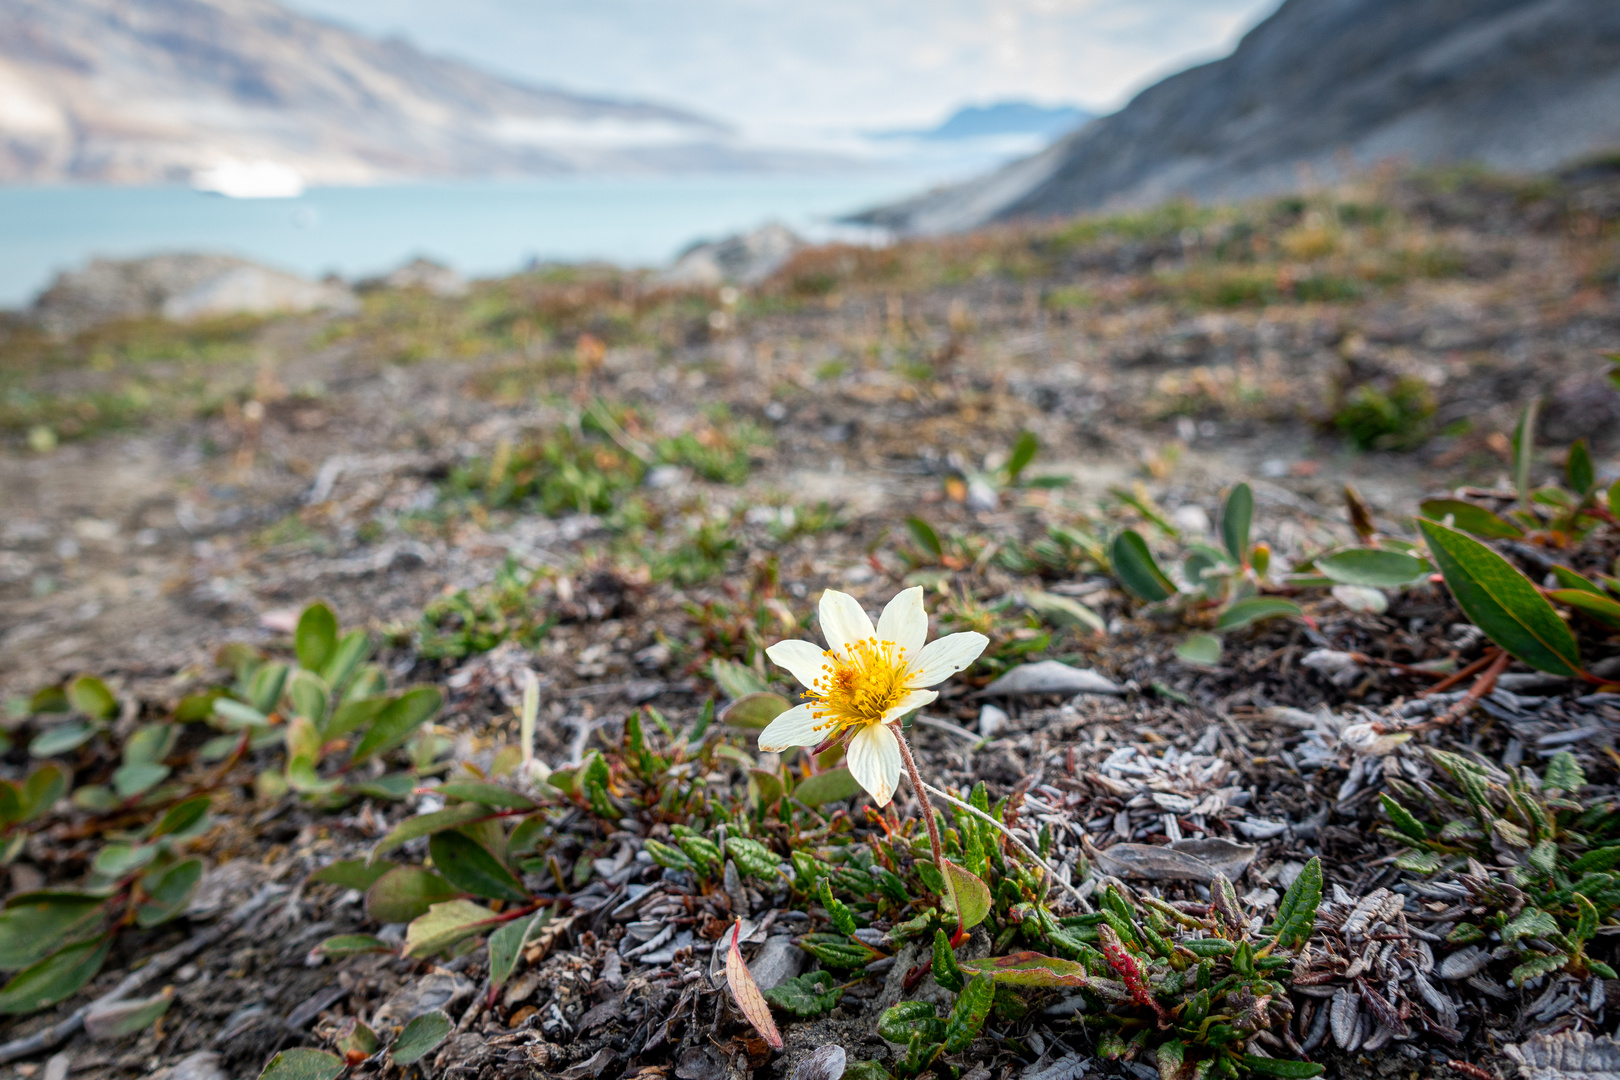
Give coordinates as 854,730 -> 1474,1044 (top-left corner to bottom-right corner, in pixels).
1424,649 -> 1512,729
893,726 -> 943,869
1418,648 -> 1500,697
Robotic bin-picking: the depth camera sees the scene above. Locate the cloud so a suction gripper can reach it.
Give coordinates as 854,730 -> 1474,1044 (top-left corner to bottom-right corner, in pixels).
284,0 -> 1282,133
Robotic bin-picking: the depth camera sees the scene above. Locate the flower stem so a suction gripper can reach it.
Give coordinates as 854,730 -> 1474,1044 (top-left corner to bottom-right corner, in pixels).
893,725 -> 944,868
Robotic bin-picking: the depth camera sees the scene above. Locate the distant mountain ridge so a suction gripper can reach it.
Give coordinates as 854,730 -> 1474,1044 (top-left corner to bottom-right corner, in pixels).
873,102 -> 1091,143
861,0 -> 1620,235
0,0 -> 821,185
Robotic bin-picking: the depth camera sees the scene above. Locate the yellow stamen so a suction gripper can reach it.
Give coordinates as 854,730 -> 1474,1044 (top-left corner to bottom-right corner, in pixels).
806,636 -> 909,733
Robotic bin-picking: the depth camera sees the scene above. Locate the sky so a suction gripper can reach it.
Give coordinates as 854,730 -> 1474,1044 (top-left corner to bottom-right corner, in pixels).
281,0 -> 1284,140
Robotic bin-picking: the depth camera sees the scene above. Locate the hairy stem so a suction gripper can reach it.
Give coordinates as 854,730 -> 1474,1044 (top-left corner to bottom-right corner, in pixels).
894,726 -> 943,868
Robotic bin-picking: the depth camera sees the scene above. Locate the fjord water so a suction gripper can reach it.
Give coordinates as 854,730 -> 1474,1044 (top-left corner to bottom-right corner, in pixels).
0,174 -> 922,307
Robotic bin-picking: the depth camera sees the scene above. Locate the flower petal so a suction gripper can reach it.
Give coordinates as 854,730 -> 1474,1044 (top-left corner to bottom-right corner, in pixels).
876,586 -> 928,663
907,631 -> 989,687
846,722 -> 902,807
757,704 -> 820,752
819,589 -> 875,654
880,687 -> 937,725
765,639 -> 831,691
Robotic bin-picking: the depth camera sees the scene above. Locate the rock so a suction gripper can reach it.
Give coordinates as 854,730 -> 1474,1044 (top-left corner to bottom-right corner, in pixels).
977,703 -> 1008,739
794,1046 -> 847,1080
32,254 -> 356,335
147,1052 -> 226,1080
372,970 -> 474,1028
974,660 -> 1121,698
664,223 -> 804,287
185,858 -> 272,919
748,935 -> 806,991
376,258 -> 468,298
859,0 -> 1620,234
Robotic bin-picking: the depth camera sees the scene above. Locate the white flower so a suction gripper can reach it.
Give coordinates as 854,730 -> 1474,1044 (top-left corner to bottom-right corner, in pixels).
758,587 -> 987,806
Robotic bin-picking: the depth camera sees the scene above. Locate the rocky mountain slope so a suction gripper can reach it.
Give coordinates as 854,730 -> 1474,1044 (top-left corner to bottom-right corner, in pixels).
863,0 -> 1620,234
0,0 -> 812,185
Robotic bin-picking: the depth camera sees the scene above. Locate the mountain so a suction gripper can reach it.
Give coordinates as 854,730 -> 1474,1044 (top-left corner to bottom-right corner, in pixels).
874,102 -> 1091,143
0,0 -> 819,186
860,0 -> 1620,235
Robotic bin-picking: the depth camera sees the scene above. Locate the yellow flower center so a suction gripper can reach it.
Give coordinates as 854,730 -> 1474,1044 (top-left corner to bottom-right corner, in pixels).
808,636 -> 909,731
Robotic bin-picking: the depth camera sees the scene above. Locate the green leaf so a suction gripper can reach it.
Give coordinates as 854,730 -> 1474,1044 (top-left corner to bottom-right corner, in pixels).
427,831 -> 528,903
489,910 -> 546,992
1216,597 -> 1301,631
373,803 -> 491,858
351,686 -> 443,763
795,933 -> 876,969
1418,499 -> 1524,539
403,900 -> 500,958
434,782 -> 536,810
317,934 -> 393,957
311,859 -> 396,892
762,970 -> 842,1016
136,858 -> 202,927
286,670 -> 330,726
83,991 -> 173,1038
93,843 -> 155,878
1567,438 -> 1596,495
1022,591 -> 1105,634
726,837 -> 780,880
295,602 -> 339,673
324,629 -> 373,691
1544,751 -> 1586,793
211,698 -> 270,731
1549,588 -> 1620,630
942,974 -> 993,1054
1573,893 -> 1599,945
939,859 -> 991,933
149,795 -> 211,840
877,1000 -> 944,1044
1157,1039 -> 1186,1080
793,767 -> 865,807
1379,795 -> 1428,841
324,695 -> 389,742
932,928 -> 964,993
1005,431 -> 1039,483
1269,856 -> 1322,949
0,894 -> 107,971
1502,907 -> 1560,944
1514,399 -> 1539,506
67,676 -> 118,721
257,1048 -> 344,1080
720,692 -> 791,730
643,839 -> 694,872
350,773 -> 417,801
1552,565 -> 1605,595
1421,518 -> 1583,675
1222,482 -> 1253,565
1316,548 -> 1430,588
1238,1056 -> 1325,1078
1510,952 -> 1569,986
1111,530 -> 1176,602
0,935 -> 111,1014
29,722 -> 96,758
957,951 -> 1089,987
18,765 -> 66,822
366,866 -> 460,924
710,659 -> 769,700
248,663 -> 289,715
1176,633 -> 1223,667
906,516 -> 944,559
391,1009 -> 452,1065
113,761 -> 170,799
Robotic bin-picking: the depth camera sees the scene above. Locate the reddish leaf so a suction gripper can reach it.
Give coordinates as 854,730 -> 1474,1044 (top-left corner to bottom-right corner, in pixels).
725,919 -> 783,1051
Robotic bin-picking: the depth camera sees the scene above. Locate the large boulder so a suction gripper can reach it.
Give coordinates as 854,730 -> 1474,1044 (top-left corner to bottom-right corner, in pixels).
664,223 -> 803,287
31,253 -> 357,335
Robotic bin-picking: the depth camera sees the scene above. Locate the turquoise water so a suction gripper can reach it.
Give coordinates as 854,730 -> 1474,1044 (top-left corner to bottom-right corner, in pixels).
0,174 -> 923,308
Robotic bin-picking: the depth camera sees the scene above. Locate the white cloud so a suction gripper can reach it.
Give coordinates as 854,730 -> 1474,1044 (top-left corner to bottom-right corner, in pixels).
284,0 -> 1282,134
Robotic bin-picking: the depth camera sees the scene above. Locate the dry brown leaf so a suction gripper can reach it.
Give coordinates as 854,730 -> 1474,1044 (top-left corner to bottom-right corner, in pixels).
725,918 -> 782,1051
